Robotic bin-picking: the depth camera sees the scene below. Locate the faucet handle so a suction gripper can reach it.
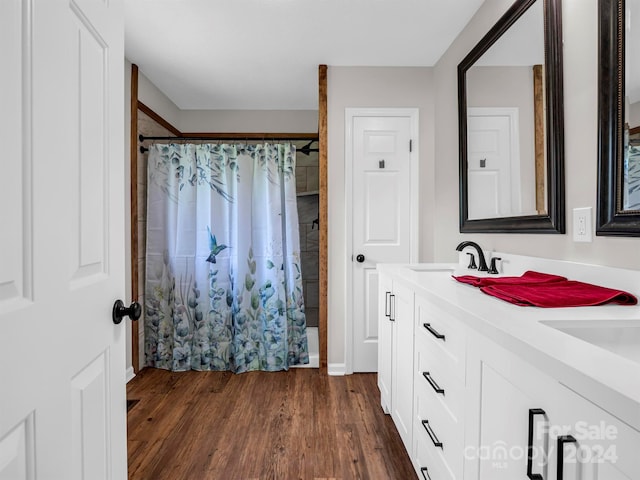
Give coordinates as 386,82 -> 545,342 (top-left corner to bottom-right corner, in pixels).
488,257 -> 502,275
466,252 -> 477,269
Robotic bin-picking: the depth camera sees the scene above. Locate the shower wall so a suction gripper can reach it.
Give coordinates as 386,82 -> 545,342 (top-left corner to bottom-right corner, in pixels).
135,112 -> 177,370
294,142 -> 320,328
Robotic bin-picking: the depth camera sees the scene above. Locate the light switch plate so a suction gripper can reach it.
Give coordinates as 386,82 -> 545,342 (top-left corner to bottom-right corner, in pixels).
573,207 -> 592,242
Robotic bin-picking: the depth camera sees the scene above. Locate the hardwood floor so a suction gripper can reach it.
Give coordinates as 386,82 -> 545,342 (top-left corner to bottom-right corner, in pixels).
127,368 -> 415,480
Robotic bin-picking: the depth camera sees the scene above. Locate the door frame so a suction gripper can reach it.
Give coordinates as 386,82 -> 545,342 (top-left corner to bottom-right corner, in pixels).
344,107 -> 419,374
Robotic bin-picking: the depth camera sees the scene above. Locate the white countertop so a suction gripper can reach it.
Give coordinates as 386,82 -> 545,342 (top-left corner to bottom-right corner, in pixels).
378,258 -> 640,431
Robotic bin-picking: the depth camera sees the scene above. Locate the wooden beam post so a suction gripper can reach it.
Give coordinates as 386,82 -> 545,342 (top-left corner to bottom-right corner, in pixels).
318,65 -> 328,375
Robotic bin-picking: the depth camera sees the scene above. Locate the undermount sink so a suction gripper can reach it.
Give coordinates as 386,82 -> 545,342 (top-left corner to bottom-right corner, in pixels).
408,264 -> 455,273
541,320 -> 640,365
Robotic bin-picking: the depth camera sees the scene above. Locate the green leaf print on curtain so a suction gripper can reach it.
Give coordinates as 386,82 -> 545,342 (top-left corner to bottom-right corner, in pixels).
144,143 -> 309,372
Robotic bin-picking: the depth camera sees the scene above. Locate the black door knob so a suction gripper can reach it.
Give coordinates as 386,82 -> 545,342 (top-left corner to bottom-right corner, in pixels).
356,254 -> 365,263
112,300 -> 142,324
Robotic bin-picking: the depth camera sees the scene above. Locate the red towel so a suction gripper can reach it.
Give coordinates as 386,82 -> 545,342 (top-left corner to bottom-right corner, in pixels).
453,270 -> 567,287
480,281 -> 638,307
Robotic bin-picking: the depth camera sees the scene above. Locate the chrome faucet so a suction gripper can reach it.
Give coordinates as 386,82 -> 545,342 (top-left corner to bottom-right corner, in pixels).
455,241 -> 489,272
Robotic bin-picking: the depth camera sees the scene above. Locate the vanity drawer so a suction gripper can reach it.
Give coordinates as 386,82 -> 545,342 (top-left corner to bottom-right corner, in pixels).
413,433 -> 456,480
415,294 -> 467,382
415,343 -> 465,426
414,380 -> 464,479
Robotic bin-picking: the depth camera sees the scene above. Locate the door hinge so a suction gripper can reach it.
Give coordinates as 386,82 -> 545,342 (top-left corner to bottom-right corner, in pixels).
409,139 -> 413,152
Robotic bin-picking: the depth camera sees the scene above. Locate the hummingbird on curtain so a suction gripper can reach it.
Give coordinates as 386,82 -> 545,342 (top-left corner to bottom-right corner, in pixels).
206,226 -> 228,264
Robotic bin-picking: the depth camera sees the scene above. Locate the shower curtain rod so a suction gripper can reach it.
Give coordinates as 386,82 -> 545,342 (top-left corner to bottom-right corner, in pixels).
138,134 -> 319,155
138,134 -> 318,142
140,145 -> 319,154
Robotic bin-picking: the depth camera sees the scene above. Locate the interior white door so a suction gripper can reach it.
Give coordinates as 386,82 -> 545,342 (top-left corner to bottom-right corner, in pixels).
0,1 -> 127,479
350,113 -> 415,372
467,107 -> 520,219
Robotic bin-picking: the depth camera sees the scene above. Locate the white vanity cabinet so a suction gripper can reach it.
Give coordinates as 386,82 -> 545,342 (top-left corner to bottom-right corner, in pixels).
464,331 -> 640,480
377,273 -> 416,453
377,263 -> 640,480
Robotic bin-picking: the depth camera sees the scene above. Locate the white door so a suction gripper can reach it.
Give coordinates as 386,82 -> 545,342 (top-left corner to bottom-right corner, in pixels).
348,109 -> 418,373
0,1 -> 127,479
467,107 -> 521,219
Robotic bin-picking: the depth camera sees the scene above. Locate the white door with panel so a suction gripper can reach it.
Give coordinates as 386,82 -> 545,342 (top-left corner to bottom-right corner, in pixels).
467,107 -> 521,220
349,110 -> 417,373
0,1 -> 127,479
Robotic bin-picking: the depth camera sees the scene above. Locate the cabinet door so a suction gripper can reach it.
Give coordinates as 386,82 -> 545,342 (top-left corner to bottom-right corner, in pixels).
391,281 -> 415,452
553,386 -> 640,480
465,333 -> 564,480
377,272 -> 394,413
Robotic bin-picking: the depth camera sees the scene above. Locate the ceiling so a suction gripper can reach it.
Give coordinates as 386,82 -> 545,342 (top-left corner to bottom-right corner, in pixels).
124,0 -> 486,110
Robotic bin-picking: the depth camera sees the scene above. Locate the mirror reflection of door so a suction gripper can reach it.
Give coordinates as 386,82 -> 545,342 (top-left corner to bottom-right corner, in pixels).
467,108 -> 520,219
464,0 -> 547,220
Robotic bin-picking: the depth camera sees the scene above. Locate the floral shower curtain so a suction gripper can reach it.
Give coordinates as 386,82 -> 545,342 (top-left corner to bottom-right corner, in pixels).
144,143 -> 309,373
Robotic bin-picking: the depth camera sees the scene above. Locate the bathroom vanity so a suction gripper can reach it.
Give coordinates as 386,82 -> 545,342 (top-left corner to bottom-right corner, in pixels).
377,254 -> 640,479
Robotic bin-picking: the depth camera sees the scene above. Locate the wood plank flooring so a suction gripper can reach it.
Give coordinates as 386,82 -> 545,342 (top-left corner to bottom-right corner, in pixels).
127,368 -> 416,480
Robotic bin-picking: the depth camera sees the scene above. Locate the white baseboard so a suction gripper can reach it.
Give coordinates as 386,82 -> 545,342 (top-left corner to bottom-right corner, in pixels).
328,363 -> 346,376
126,366 -> 136,383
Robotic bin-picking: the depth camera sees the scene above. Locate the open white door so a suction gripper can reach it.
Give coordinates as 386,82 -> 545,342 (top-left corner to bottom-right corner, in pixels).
0,1 -> 127,479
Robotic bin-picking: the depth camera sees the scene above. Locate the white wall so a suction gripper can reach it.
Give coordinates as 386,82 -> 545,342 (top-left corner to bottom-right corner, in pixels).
178,110 -> 317,133
137,64 -> 318,133
137,71 -> 181,127
432,0 -> 640,268
327,67 -> 436,371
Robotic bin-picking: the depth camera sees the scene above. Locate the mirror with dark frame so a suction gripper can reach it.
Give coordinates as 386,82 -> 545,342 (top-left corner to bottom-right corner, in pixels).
457,0 -> 565,233
597,0 -> 640,235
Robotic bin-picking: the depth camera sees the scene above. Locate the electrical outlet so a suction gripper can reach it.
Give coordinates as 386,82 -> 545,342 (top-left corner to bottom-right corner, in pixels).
573,207 -> 593,242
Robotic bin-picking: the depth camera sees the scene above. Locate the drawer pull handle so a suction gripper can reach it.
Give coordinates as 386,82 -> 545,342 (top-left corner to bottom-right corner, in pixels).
384,291 -> 391,317
422,371 -> 445,394
420,467 -> 432,480
389,295 -> 395,321
421,420 -> 443,449
423,323 -> 445,340
557,435 -> 577,480
527,408 -> 546,480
